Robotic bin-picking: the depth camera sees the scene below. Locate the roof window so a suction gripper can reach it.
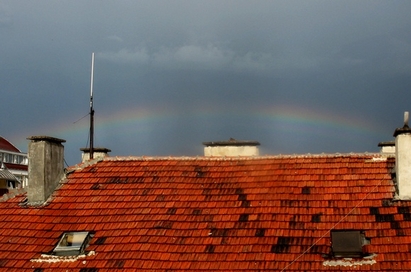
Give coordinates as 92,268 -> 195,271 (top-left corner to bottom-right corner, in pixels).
53,232 -> 92,256
331,230 -> 369,258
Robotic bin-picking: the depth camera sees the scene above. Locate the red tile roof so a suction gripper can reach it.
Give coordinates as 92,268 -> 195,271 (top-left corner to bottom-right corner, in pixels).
0,137 -> 21,153
1,154 -> 410,271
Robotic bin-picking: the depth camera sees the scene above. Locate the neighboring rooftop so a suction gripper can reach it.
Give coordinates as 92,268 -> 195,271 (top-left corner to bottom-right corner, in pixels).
0,136 -> 21,153
0,162 -> 18,182
0,136 -> 27,187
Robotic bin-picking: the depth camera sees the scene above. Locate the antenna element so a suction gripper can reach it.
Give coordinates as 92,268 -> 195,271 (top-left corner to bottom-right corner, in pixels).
89,52 -> 95,159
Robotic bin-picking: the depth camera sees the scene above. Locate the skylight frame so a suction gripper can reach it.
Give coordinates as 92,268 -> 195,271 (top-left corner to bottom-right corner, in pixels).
331,230 -> 363,258
53,231 -> 91,256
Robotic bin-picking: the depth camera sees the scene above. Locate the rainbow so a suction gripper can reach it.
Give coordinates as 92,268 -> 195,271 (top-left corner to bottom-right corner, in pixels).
11,104 -> 387,153
256,104 -> 383,136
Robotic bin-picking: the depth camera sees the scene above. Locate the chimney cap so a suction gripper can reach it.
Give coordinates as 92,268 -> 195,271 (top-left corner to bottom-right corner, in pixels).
203,138 -> 260,147
378,141 -> 395,147
80,147 -> 112,153
394,112 -> 411,137
27,136 -> 66,144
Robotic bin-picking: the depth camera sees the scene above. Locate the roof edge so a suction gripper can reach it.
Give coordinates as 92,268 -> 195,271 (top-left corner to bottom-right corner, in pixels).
66,156 -> 105,173
0,136 -> 22,153
99,152 -> 383,162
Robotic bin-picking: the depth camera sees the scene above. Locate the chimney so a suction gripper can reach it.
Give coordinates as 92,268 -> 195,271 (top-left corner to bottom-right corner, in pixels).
393,112 -> 411,200
27,136 -> 66,205
378,141 -> 395,155
203,138 -> 260,157
80,147 -> 111,163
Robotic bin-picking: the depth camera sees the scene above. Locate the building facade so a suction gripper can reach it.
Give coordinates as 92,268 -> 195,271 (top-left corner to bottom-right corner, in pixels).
0,136 -> 28,187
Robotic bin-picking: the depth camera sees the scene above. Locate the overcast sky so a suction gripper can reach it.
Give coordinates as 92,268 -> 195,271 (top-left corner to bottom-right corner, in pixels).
2,0 -> 411,165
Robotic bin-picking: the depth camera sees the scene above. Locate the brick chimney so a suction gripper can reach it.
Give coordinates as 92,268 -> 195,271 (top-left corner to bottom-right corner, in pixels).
393,112 -> 411,200
27,136 -> 65,205
203,138 -> 260,157
80,147 -> 111,163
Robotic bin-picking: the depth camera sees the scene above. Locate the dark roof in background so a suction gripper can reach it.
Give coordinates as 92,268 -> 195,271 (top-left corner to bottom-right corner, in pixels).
2,163 -> 27,171
0,154 -> 408,271
0,164 -> 18,182
0,137 -> 28,172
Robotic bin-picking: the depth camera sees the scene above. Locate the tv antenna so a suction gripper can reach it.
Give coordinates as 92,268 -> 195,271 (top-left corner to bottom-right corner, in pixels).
89,52 -> 95,159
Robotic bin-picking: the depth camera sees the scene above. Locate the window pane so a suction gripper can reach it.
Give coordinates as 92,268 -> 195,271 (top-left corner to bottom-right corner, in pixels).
58,232 -> 88,247
54,231 -> 90,256
331,231 -> 362,257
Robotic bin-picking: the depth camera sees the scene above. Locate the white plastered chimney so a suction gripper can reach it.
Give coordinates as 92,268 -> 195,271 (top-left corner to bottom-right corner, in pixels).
203,139 -> 260,157
80,147 -> 111,163
394,112 -> 411,200
378,141 -> 395,155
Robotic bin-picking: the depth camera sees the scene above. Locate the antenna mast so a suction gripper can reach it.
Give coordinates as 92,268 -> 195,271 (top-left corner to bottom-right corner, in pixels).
89,52 -> 95,159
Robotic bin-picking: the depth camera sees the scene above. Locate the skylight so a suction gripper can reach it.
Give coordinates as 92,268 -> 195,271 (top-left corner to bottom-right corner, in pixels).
331,230 -> 369,258
53,232 -> 91,256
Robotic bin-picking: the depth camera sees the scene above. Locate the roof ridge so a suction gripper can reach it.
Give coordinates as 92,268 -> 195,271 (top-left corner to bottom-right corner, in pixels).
66,156 -> 105,173
102,152 -> 383,162
0,136 -> 22,153
0,188 -> 26,202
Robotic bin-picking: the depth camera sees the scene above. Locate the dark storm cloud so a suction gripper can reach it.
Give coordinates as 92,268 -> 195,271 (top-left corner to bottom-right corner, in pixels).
1,0 -> 411,164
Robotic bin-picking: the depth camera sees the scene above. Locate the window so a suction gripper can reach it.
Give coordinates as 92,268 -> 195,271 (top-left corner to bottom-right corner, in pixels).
331,230 -> 369,258
3,154 -> 9,163
21,156 -> 28,165
7,180 -> 15,189
53,232 -> 92,256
